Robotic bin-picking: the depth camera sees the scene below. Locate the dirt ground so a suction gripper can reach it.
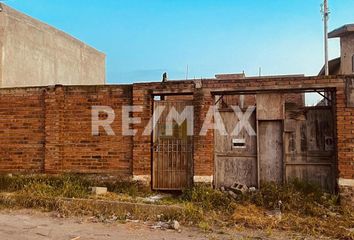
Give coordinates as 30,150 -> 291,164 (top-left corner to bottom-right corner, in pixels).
0,209 -> 318,240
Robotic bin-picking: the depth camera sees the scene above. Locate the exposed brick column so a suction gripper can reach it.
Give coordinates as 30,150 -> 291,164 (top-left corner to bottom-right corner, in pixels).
131,84 -> 153,182
336,78 -> 354,206
44,85 -> 65,173
193,88 -> 214,184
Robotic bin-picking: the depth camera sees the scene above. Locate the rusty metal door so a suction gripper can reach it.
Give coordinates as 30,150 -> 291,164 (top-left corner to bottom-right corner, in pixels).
152,100 -> 193,190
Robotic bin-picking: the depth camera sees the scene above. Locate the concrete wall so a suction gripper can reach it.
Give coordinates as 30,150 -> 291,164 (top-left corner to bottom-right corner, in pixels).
340,34 -> 354,74
0,4 -> 105,88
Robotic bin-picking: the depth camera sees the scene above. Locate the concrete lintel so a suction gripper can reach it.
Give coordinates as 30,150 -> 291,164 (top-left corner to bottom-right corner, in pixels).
338,178 -> 354,187
132,175 -> 151,183
193,175 -> 213,183
210,84 -> 340,95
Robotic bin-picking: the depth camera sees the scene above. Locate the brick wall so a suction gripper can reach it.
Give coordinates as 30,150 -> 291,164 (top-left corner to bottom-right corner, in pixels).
0,88 -> 45,172
132,84 -> 153,177
193,88 -> 214,177
44,86 -> 64,172
0,85 -> 133,176
0,76 -> 352,196
336,84 -> 353,180
60,86 -> 132,175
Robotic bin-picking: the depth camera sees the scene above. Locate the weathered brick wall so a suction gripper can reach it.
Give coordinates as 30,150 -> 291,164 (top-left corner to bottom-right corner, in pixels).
193,88 -> 214,178
44,86 -> 65,172
0,76 -> 352,197
337,78 -> 354,205
60,86 -> 133,174
131,84 -> 153,178
336,83 -> 353,180
0,88 -> 45,172
0,85 -> 133,176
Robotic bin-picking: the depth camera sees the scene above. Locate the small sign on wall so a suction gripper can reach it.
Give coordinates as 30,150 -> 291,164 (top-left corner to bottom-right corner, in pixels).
232,138 -> 246,149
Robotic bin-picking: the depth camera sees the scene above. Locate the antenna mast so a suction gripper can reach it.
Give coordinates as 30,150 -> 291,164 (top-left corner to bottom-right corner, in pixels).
322,0 -> 329,76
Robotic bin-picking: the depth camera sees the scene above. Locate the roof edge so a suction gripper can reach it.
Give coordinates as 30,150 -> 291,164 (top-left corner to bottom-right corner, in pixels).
329,24 -> 354,38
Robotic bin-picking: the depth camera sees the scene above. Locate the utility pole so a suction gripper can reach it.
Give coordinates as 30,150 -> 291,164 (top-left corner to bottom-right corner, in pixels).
186,64 -> 189,80
322,0 -> 329,76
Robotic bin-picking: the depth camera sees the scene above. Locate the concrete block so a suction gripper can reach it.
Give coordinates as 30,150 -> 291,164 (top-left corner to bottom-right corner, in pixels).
91,187 -> 107,195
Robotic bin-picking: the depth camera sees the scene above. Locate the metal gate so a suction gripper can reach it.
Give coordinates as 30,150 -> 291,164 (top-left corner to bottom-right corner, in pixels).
152,100 -> 193,190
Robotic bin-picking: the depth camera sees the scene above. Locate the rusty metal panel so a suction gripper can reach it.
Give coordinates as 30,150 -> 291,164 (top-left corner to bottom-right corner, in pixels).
256,94 -> 285,120
152,100 -> 193,190
258,121 -> 283,184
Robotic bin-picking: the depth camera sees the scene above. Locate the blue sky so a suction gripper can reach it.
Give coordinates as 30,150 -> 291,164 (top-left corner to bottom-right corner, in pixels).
5,0 -> 354,84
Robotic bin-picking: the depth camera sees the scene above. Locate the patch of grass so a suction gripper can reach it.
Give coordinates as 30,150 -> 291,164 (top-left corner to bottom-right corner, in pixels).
19,180 -> 89,198
239,179 -> 339,216
0,174 -> 152,199
94,179 -> 152,198
180,202 -> 204,223
0,174 -> 91,198
0,175 -> 352,239
181,184 -> 233,211
230,181 -> 353,239
232,204 -> 278,229
278,212 -> 354,239
181,181 -> 353,239
198,221 -> 212,232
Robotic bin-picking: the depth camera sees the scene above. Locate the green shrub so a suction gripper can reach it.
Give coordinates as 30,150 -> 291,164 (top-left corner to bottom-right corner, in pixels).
181,184 -> 233,211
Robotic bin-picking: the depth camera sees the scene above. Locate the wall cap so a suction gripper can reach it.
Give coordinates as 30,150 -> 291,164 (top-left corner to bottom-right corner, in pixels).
132,175 -> 151,183
193,175 -> 213,183
338,178 -> 354,187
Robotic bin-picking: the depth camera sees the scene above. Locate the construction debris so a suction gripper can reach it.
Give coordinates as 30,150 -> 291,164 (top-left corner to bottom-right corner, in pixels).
143,194 -> 170,203
91,187 -> 107,195
171,220 -> 180,230
230,182 -> 249,194
220,182 -> 257,199
228,191 -> 238,199
151,220 -> 181,232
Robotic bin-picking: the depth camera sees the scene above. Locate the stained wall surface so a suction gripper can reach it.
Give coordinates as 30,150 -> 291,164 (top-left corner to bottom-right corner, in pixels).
0,4 -> 105,88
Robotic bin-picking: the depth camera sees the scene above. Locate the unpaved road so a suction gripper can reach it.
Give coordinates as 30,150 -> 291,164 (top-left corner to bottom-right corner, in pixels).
0,209 -> 311,240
